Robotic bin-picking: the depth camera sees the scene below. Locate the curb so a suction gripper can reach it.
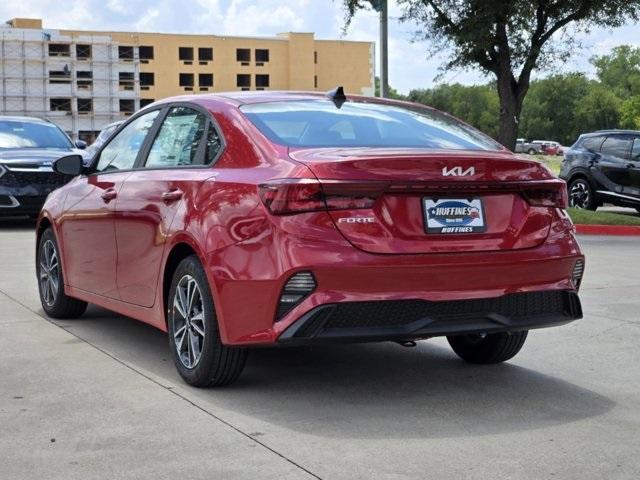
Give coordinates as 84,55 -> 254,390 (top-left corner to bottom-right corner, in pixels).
575,224 -> 640,236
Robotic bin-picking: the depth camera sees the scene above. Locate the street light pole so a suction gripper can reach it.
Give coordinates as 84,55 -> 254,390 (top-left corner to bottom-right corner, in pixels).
379,0 -> 389,98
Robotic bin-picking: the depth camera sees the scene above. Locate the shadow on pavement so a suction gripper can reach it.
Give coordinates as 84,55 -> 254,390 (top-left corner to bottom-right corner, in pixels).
0,217 -> 37,231
48,304 -> 615,441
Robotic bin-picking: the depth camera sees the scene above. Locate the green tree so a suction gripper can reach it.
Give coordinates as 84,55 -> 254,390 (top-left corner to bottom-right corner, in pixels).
591,45 -> 640,96
374,76 -> 404,99
620,96 -> 640,129
572,84 -> 621,132
519,73 -> 591,145
407,83 -> 499,138
342,1 -> 640,150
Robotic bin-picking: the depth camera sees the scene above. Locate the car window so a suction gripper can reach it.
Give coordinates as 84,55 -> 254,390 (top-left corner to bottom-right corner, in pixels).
96,110 -> 159,172
601,136 -> 633,160
145,107 -> 208,168
0,120 -> 73,150
581,136 -> 605,152
632,138 -> 640,161
241,100 -> 503,151
204,123 -> 223,165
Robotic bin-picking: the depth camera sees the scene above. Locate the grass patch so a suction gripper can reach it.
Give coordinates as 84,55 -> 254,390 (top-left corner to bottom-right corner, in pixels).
567,208 -> 640,226
532,154 -> 562,176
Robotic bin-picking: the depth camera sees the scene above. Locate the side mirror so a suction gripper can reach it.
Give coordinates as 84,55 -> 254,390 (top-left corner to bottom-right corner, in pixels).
75,139 -> 87,149
54,154 -> 85,176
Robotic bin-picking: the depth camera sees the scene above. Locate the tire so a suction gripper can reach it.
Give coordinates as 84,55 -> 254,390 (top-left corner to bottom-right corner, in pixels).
37,228 -> 87,319
167,255 -> 247,387
568,177 -> 598,210
527,148 -> 537,155
447,331 -> 528,364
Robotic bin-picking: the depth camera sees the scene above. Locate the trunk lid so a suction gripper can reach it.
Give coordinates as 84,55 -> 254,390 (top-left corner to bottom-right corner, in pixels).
289,148 -> 559,254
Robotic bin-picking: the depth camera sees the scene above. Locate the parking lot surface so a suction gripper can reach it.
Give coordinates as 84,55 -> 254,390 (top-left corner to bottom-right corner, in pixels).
1,220 -> 639,479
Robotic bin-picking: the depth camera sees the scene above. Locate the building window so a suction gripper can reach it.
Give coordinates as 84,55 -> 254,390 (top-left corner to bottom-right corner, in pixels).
50,98 -> 71,111
314,75 -> 318,89
199,73 -> 213,89
179,47 -> 194,63
119,72 -> 135,90
236,48 -> 250,65
140,98 -> 155,109
78,130 -> 100,143
77,71 -> 93,89
255,74 -> 269,89
314,51 -> 318,64
139,46 -> 154,61
179,73 -> 194,90
140,72 -> 155,89
118,46 -> 134,60
255,49 -> 269,64
198,47 -> 213,63
76,44 -> 92,60
119,99 -> 135,115
49,70 -> 71,84
77,98 -> 93,113
237,74 -> 251,89
48,44 -> 70,57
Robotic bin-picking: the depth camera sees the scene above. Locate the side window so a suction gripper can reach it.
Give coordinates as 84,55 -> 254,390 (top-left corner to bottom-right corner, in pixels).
581,135 -> 605,152
96,110 -> 159,172
632,138 -> 640,161
145,107 -> 207,167
205,123 -> 223,164
600,135 -> 633,160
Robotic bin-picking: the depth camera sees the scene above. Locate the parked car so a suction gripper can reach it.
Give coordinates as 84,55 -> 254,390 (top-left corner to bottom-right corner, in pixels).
532,140 -> 562,156
560,130 -> 640,211
514,138 -> 543,154
0,116 -> 86,217
36,90 -> 584,387
84,120 -> 124,160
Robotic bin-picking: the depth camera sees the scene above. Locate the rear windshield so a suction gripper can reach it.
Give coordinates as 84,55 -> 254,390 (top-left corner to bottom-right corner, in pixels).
241,100 -> 502,151
0,120 -> 73,150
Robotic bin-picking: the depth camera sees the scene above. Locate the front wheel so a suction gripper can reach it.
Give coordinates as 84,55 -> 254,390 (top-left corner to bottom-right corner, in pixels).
447,331 -> 528,364
167,255 -> 247,387
568,178 -> 598,210
527,148 -> 537,155
37,228 -> 87,318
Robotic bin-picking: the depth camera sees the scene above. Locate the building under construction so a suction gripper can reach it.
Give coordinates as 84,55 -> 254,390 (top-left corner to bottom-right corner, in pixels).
0,18 -> 375,142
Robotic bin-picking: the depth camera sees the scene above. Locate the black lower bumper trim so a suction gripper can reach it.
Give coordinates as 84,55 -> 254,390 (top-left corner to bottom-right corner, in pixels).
278,290 -> 582,345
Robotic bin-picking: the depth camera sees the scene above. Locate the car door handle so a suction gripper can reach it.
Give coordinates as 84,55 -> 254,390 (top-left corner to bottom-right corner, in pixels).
161,189 -> 184,203
101,188 -> 117,202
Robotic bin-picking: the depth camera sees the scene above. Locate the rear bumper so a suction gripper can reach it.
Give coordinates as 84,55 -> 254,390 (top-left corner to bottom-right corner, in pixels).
279,290 -> 582,345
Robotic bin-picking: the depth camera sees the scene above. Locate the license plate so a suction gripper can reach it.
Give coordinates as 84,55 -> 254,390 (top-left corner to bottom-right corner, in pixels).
423,198 -> 486,234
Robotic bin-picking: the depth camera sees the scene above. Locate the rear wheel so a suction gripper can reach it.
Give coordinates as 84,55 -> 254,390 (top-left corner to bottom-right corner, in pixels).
527,148 -> 537,155
167,255 -> 247,387
568,178 -> 597,210
37,228 -> 87,318
447,331 -> 528,364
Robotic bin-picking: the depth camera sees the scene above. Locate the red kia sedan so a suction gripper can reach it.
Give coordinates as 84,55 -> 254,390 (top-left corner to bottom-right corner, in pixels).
36,90 -> 584,387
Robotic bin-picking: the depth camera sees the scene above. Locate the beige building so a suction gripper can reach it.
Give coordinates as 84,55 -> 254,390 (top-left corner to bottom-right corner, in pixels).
1,17 -> 375,142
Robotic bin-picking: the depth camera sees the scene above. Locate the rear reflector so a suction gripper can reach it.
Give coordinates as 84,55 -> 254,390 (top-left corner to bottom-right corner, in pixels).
572,259 -> 585,290
259,179 -> 384,215
276,271 -> 316,320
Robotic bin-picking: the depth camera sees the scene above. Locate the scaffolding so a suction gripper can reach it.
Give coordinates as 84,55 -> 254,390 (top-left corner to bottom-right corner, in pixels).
1,26 -> 142,141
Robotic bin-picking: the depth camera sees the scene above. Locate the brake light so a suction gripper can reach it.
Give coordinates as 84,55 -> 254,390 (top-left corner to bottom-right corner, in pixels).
521,181 -> 568,209
259,179 -> 385,215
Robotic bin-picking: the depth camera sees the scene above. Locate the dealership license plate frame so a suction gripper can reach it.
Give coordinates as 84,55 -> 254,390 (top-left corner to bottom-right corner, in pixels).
423,197 -> 487,234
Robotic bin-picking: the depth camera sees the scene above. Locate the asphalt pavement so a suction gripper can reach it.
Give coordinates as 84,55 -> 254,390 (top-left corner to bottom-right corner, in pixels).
1,219 -> 639,479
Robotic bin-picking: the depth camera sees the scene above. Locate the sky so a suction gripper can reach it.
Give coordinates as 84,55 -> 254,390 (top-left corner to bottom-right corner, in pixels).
1,0 -> 638,93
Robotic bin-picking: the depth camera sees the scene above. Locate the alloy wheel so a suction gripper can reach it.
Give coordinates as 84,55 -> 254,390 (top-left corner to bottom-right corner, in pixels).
172,275 -> 206,369
569,181 -> 590,209
39,240 -> 59,306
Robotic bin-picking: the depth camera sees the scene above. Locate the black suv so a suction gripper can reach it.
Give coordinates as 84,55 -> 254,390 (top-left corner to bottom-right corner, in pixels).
560,130 -> 640,211
0,116 -> 86,217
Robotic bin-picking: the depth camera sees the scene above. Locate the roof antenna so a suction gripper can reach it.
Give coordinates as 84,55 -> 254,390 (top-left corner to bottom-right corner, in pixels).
326,86 -> 347,108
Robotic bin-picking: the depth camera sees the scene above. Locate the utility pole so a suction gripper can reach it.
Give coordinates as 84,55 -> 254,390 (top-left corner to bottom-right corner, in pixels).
378,0 -> 389,98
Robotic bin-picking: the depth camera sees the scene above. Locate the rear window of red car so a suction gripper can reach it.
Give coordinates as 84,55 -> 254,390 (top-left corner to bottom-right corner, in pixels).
241,100 -> 502,151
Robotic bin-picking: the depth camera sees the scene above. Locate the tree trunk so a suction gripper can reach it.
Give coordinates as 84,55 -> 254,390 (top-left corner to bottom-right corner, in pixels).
496,75 -> 523,151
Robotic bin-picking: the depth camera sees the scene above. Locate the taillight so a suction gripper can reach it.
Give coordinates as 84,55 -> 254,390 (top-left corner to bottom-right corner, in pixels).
259,179 -> 386,215
521,181 -> 568,209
